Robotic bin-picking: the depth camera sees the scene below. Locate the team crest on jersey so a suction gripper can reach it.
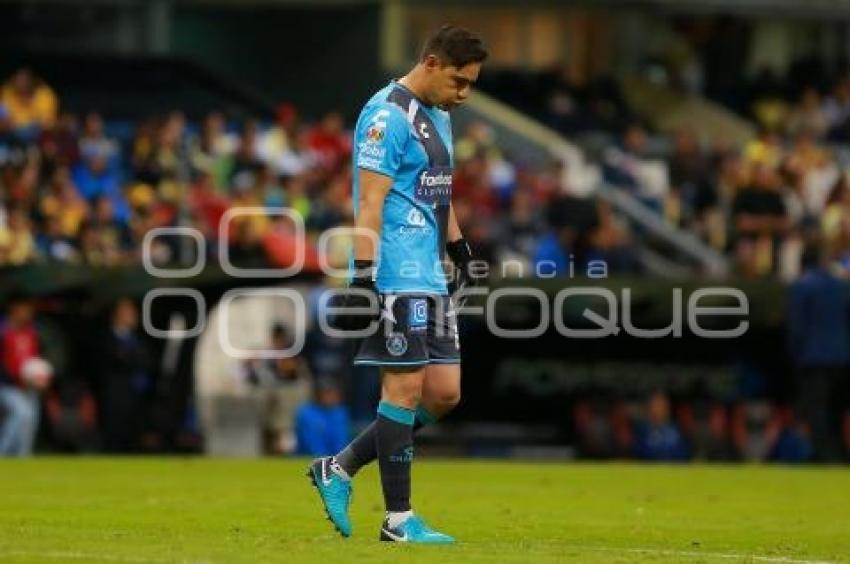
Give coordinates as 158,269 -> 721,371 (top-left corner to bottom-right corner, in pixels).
386,333 -> 408,356
366,126 -> 385,143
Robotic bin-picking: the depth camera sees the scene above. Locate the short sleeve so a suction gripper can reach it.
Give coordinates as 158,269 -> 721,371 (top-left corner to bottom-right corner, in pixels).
355,103 -> 409,177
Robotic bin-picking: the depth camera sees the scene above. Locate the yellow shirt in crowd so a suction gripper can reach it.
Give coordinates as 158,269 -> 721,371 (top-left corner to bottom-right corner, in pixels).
1,83 -> 58,129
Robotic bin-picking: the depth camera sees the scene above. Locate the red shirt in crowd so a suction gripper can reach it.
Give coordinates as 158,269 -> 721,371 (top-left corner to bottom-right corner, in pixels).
306,127 -> 351,171
2,323 -> 39,386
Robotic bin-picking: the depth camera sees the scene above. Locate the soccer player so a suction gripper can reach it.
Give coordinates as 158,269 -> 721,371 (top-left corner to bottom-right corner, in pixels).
307,25 -> 488,543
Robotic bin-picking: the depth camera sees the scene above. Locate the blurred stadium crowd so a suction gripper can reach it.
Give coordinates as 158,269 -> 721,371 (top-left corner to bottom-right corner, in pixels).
4,66 -> 850,282
1,66 -> 850,461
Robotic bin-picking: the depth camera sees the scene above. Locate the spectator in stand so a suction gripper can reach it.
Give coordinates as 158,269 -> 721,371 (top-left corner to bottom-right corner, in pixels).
283,174 -> 313,223
823,77 -> 850,136
731,163 -> 790,277
187,172 -> 230,241
241,323 -> 312,454
189,111 -> 236,189
786,86 -> 829,139
668,128 -> 717,232
95,299 -> 153,452
634,391 -> 689,461
230,120 -> 265,187
306,111 -> 351,173
453,150 -> 499,216
588,200 -> 639,273
306,170 -> 351,232
38,112 -> 80,171
0,207 -> 37,266
39,166 -> 89,240
676,395 -> 730,460
533,194 -> 600,276
0,295 -> 52,456
787,246 -> 850,461
744,128 -> 784,169
36,215 -> 79,263
0,69 -> 58,138
573,395 -> 632,459
603,124 -> 670,215
277,126 -> 318,178
7,156 -> 39,210
731,401 -> 782,461
79,112 -> 119,165
822,173 -> 850,257
295,377 -> 350,457
73,148 -> 129,224
0,103 -> 25,162
533,224 -> 579,277
498,187 -> 543,265
90,196 -> 132,256
153,112 -> 191,202
44,377 -> 98,453
133,112 -> 190,199
784,130 -> 837,222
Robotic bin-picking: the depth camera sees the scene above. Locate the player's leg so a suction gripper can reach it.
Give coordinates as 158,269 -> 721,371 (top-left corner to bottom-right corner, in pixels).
375,367 -> 423,523
418,292 -> 463,424
332,369 -> 455,479
377,365 -> 455,544
334,296 -> 460,477
308,294 -> 431,539
378,295 -> 458,543
419,362 -> 461,422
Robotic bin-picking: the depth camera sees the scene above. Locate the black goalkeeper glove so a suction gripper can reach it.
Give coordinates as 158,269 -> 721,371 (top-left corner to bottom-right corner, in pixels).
446,239 -> 484,305
331,260 -> 380,332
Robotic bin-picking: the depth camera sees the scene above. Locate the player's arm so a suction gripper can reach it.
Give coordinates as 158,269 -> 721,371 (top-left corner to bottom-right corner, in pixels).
445,202 -> 484,299
332,104 -> 404,332
333,169 -> 392,332
447,202 -> 463,244
353,169 -> 392,263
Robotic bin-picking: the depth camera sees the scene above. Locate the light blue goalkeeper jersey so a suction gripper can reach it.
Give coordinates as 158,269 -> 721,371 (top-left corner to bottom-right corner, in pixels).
352,81 -> 453,296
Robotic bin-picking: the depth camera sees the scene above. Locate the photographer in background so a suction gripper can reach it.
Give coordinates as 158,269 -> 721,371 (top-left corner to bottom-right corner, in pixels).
0,294 -> 53,456
241,323 -> 312,454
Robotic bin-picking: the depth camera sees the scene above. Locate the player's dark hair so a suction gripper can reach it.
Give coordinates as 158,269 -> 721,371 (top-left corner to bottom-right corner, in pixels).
420,25 -> 488,68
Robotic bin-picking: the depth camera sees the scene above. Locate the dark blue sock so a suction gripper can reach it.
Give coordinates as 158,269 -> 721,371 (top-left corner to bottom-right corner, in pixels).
375,400 -> 415,512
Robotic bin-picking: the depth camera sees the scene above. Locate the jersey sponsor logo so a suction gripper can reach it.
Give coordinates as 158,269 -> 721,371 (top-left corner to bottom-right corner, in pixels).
415,167 -> 453,204
366,126 -> 384,143
358,141 -> 386,159
407,208 -> 426,227
386,333 -> 408,356
356,155 -> 383,170
398,208 -> 432,237
409,298 -> 427,333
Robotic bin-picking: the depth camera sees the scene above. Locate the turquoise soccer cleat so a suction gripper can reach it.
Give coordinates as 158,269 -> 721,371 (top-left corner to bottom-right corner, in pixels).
306,457 -> 353,538
379,514 -> 455,544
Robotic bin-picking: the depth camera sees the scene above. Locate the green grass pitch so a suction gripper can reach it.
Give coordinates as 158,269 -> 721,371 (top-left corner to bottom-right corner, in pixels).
0,458 -> 848,563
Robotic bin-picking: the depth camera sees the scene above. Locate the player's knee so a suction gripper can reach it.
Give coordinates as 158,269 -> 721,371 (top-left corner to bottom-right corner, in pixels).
382,377 -> 424,409
433,389 -> 461,412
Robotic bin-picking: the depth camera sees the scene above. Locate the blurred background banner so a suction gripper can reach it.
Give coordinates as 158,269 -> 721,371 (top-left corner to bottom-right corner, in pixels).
1,0 -> 850,464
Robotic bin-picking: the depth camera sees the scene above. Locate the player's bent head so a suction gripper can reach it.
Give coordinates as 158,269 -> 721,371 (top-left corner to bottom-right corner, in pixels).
419,25 -> 488,110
